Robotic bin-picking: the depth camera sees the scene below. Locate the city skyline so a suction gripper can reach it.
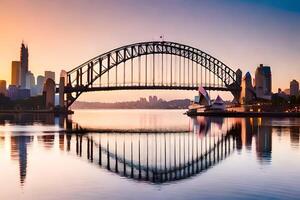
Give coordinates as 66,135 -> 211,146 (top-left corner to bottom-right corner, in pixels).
1,0 -> 300,102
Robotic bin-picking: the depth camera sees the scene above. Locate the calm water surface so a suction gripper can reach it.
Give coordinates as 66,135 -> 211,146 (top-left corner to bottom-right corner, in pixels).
0,109 -> 300,200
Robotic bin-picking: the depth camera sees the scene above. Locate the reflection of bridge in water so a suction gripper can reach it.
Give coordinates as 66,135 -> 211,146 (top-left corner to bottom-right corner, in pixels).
68,122 -> 241,184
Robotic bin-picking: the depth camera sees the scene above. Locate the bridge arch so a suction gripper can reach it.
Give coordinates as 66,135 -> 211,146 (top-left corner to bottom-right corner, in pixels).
64,41 -> 241,107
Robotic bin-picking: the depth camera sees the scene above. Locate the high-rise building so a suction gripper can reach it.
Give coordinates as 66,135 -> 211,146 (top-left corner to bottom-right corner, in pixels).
25,71 -> 35,96
25,71 -> 35,89
240,72 -> 255,104
44,71 -> 55,82
20,42 -> 29,88
11,61 -> 21,86
0,80 -> 7,96
254,64 -> 272,99
290,80 -> 299,96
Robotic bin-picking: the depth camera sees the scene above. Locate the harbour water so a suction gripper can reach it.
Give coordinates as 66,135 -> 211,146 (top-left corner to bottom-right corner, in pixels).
0,109 -> 300,200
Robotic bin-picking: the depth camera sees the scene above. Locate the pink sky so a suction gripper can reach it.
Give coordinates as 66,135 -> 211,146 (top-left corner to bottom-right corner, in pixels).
0,0 -> 299,102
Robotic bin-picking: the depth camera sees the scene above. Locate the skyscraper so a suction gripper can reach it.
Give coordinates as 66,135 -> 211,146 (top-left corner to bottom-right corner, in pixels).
290,80 -> 299,96
254,64 -> 272,99
11,61 -> 21,86
20,42 -> 29,88
240,72 -> 255,104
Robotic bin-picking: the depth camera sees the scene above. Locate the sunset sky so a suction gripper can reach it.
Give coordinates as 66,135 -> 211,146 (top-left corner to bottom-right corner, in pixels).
0,0 -> 299,102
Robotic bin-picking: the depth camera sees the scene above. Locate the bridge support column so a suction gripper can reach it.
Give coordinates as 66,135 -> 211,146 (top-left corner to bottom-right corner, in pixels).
59,76 -> 65,108
231,90 -> 242,104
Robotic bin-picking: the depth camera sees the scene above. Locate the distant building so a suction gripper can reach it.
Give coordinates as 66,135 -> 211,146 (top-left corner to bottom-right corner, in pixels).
20,42 -> 29,88
25,71 -> 35,90
45,71 -> 55,82
60,70 -> 67,82
254,64 -> 272,99
36,75 -> 45,95
8,85 -> 19,100
0,80 -> 7,96
240,72 -> 255,104
149,96 -> 158,104
139,97 -> 147,103
7,85 -> 30,100
18,89 -> 31,100
11,61 -> 21,86
290,80 -> 299,96
283,88 -> 290,95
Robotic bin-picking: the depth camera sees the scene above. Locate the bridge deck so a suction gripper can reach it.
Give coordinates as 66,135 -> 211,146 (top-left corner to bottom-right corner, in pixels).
57,85 -> 239,93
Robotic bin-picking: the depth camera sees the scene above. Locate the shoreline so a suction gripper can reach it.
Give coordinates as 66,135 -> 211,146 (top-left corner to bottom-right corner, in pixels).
186,111 -> 300,118
0,110 -> 74,115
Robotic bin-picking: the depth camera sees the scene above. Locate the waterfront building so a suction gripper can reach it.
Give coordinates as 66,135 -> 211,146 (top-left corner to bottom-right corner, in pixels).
43,78 -> 56,109
7,85 -> 18,100
210,95 -> 225,111
11,61 -> 21,86
198,86 -> 211,106
18,89 -> 31,100
290,80 -> 299,96
45,71 -> 55,82
254,64 -> 272,100
240,72 -> 255,104
0,80 -> 7,96
7,85 -> 30,100
20,42 -> 29,88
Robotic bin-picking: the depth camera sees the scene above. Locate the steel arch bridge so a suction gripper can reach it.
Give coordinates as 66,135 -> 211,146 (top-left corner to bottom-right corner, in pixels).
63,41 -> 242,107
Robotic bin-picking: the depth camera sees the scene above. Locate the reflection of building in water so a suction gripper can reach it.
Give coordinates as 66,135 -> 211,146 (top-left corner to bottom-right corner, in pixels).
193,116 -> 210,135
0,113 -> 58,126
290,126 -> 299,148
243,118 -> 259,150
193,116 -> 237,137
256,118 -> 272,163
59,135 -> 65,151
38,135 -> 55,149
243,118 -> 253,150
10,136 -> 33,185
0,136 -> 5,149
